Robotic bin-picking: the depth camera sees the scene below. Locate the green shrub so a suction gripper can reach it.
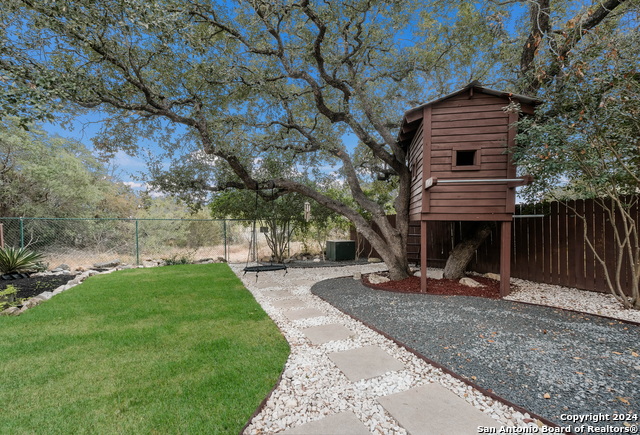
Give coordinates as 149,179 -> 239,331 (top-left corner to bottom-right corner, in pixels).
0,285 -> 18,309
0,246 -> 44,274
162,254 -> 192,266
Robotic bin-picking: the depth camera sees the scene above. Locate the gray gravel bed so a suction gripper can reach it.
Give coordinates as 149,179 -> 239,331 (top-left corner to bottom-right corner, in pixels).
311,277 -> 640,430
284,259 -> 373,268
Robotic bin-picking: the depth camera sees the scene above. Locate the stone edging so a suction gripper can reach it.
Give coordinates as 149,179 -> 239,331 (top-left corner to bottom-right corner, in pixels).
0,268 -> 122,316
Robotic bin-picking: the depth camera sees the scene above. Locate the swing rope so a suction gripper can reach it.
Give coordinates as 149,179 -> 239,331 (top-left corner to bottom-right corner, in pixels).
243,186 -> 287,278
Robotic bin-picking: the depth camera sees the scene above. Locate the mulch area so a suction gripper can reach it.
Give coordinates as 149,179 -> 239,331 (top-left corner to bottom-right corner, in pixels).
1,274 -> 77,300
363,271 -> 502,299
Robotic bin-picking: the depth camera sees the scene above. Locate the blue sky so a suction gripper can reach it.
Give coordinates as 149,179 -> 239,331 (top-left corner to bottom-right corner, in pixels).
42,115 -> 157,191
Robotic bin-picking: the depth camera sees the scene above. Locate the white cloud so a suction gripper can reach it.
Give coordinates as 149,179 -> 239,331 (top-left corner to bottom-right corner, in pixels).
122,181 -> 145,189
122,181 -> 166,198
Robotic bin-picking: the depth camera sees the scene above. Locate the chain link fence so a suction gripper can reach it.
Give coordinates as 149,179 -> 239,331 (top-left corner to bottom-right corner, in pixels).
0,217 -> 275,270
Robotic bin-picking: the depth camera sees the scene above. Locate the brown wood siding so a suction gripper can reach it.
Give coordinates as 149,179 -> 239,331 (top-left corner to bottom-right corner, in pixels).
431,132 -> 508,143
431,104 -> 511,115
408,121 -> 424,221
506,111 -> 518,213
423,94 -> 512,217
436,94 -> 508,107
427,206 -> 510,215
432,125 -> 509,137
421,106 -> 433,214
430,190 -> 507,200
432,117 -> 507,129
431,141 -> 507,150
432,111 -> 508,122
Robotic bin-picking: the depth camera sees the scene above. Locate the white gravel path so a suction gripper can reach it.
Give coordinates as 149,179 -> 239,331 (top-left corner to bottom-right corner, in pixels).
507,277 -> 640,323
232,264 -> 550,434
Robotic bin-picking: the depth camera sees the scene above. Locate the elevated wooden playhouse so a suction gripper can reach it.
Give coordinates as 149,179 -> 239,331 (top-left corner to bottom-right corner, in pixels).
398,81 -> 541,296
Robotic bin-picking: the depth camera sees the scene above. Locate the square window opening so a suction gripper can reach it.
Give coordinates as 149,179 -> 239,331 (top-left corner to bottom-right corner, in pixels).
456,150 -> 476,166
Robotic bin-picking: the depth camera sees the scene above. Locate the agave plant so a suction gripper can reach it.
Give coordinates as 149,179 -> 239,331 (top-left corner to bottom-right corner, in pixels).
0,246 -> 44,274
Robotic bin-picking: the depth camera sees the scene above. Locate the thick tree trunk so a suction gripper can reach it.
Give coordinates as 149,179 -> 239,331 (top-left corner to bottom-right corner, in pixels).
354,216 -> 410,281
378,232 -> 410,281
443,222 -> 493,279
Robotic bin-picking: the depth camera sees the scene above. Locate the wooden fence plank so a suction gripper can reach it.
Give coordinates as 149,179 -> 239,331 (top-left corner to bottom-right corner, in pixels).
511,213 -> 521,278
566,200 -> 578,288
558,202 -> 570,287
534,203 -> 546,283
583,198 -> 596,291
604,198 -> 618,294
490,224 -> 501,274
614,199 -> 629,294
574,199 -> 587,290
550,201 -> 560,286
593,200 -> 607,292
629,200 -> 640,294
517,212 -> 529,280
558,203 -> 571,287
511,205 -> 520,275
632,198 -> 640,295
541,203 -> 551,285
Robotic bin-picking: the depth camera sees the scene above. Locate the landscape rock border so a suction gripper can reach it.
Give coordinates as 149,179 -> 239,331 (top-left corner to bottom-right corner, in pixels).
0,268 -> 111,316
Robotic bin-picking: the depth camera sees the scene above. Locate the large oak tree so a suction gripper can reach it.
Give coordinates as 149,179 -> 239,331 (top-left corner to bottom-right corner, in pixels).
0,0 -> 631,280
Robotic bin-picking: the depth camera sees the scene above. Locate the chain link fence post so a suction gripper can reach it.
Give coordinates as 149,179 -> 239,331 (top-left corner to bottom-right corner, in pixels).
19,217 -> 24,248
223,219 -> 227,262
135,219 -> 140,265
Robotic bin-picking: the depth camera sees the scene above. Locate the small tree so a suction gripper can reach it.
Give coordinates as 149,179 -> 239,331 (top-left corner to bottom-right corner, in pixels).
210,189 -> 311,263
514,21 -> 640,309
297,198 -> 350,258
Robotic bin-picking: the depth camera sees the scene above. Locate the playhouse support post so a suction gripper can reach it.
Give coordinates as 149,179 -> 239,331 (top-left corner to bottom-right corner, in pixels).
500,220 -> 512,297
421,220 -> 428,293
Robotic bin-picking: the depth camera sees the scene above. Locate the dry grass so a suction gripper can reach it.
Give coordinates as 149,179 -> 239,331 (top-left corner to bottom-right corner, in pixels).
38,240 -> 322,270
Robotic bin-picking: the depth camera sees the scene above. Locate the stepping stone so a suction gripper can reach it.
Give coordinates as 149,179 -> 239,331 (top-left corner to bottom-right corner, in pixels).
253,282 -> 278,290
328,345 -> 405,382
287,278 -> 316,287
252,278 -> 283,289
271,298 -> 307,310
302,324 -> 354,345
377,383 -> 501,435
283,308 -> 325,321
263,290 -> 292,298
279,411 -> 370,435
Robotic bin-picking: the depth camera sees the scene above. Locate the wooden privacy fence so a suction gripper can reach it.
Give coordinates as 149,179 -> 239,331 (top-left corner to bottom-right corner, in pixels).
351,198 -> 639,296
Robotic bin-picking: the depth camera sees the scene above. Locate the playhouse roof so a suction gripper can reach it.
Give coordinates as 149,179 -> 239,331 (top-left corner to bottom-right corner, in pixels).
398,81 -> 541,148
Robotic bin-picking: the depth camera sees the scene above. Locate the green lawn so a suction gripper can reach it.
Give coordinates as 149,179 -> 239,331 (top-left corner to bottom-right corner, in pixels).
0,263 -> 289,434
